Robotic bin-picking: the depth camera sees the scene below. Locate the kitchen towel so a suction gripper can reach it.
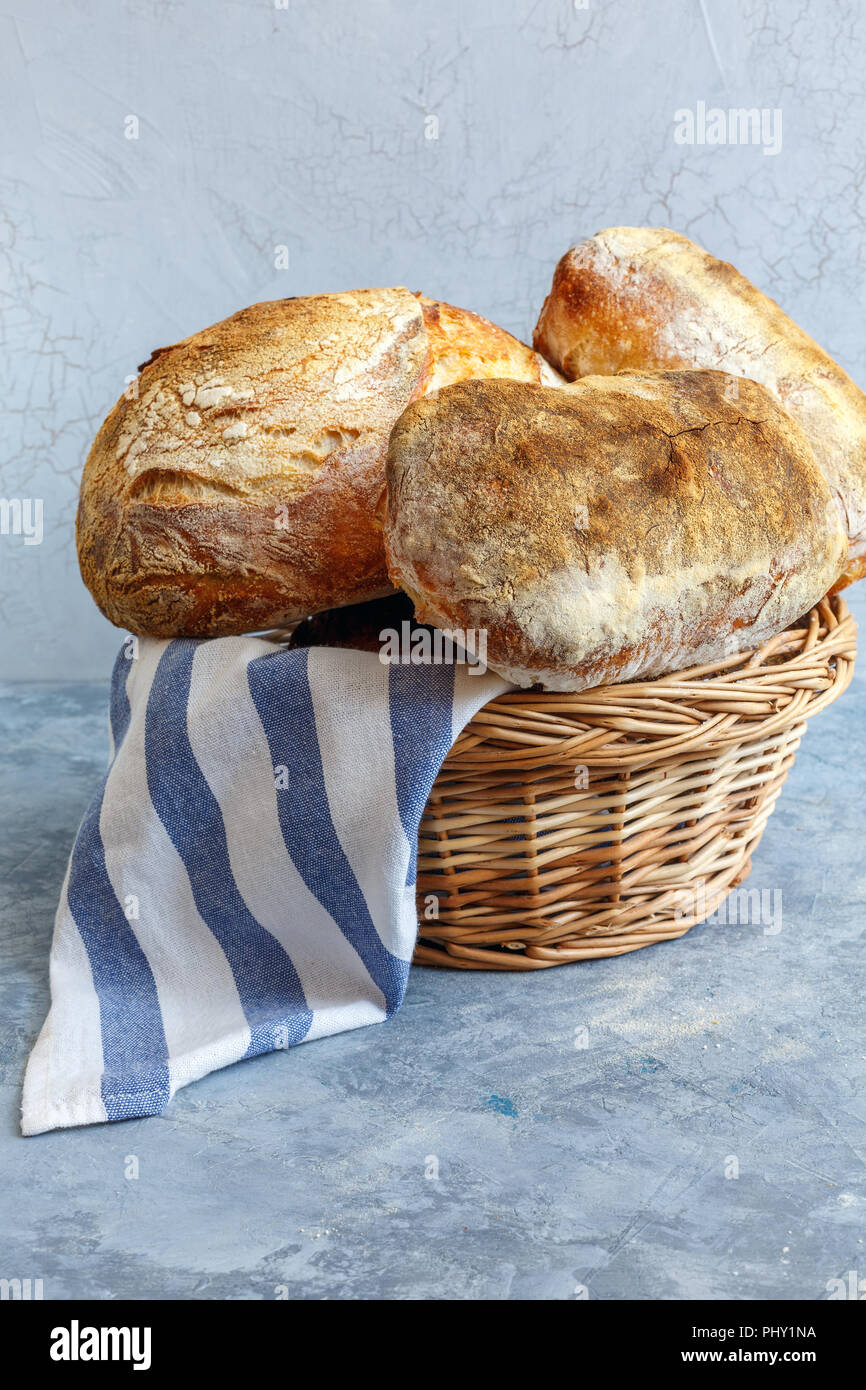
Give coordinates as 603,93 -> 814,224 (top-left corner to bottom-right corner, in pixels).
22,635 -> 510,1135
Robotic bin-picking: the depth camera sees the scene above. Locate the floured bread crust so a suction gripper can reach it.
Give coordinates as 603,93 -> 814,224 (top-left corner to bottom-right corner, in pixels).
78,289 -> 560,637
533,226 -> 866,587
384,373 -> 847,692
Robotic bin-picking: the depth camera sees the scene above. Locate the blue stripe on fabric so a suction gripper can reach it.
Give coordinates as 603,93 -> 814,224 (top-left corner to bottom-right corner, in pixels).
67,650 -> 171,1120
108,644 -> 134,750
247,647 -> 410,1016
144,641 -> 313,1056
388,662 -> 456,885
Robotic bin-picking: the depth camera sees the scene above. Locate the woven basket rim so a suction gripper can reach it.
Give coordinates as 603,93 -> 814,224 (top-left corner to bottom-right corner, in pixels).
442,595 -> 856,771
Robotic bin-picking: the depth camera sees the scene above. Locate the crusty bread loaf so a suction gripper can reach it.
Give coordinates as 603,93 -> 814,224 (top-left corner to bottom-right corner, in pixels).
384,373 -> 847,691
533,226 -> 866,588
77,289 -> 560,637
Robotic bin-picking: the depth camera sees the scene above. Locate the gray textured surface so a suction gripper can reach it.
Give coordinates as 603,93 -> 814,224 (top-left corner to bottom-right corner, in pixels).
1,584 -> 864,1300
3,0 -> 866,677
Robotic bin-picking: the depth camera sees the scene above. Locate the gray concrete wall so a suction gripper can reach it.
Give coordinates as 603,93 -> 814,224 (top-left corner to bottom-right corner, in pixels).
2,0 -> 865,678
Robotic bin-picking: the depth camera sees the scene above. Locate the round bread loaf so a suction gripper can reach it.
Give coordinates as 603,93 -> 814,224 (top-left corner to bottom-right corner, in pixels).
384,372 -> 848,691
533,226 -> 866,588
77,289 -> 560,637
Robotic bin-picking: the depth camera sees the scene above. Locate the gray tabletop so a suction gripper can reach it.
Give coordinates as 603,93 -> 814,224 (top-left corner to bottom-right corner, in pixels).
2,588 -> 865,1302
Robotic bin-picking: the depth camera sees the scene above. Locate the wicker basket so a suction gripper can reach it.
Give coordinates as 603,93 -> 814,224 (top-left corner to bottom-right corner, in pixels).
414,595 -> 856,970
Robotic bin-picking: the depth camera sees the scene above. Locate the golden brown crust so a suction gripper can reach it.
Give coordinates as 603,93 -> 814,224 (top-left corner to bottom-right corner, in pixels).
384,373 -> 847,691
416,295 -> 562,391
78,289 -> 559,636
533,226 -> 866,587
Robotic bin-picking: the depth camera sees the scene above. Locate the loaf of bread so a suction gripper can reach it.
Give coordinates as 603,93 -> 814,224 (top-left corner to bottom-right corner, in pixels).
384,373 -> 847,691
533,226 -> 866,588
77,289 -> 561,637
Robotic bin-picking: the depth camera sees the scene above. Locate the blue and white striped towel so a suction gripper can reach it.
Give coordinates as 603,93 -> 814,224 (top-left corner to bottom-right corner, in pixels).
22,636 -> 509,1135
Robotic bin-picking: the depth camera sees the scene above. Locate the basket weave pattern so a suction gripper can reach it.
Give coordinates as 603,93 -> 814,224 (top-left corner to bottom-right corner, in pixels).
415,596 -> 856,970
